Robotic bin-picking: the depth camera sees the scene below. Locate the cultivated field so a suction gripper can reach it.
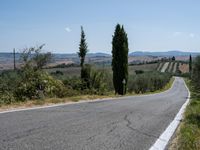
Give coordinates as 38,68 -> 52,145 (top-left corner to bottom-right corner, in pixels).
157,61 -> 189,74
46,63 -> 158,77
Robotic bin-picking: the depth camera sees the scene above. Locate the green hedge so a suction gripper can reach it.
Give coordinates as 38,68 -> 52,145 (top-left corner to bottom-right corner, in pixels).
128,71 -> 171,94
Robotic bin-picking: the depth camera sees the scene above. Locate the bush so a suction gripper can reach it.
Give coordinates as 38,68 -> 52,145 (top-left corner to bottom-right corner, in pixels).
63,65 -> 113,95
0,70 -> 22,104
0,45 -> 85,104
14,70 -> 67,100
0,91 -> 15,105
0,70 -> 22,92
50,70 -> 64,76
63,76 -> 83,91
135,70 -> 144,74
192,56 -> 200,90
81,64 -> 92,89
128,71 -> 171,94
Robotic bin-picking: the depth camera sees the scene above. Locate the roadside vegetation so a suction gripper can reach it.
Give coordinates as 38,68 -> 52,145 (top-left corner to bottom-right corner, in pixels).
128,72 -> 171,94
0,24 -> 174,109
170,56 -> 200,150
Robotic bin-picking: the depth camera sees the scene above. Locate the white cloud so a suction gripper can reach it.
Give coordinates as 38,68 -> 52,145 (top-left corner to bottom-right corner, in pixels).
173,32 -> 182,37
189,33 -> 195,38
172,32 -> 197,38
65,27 -> 71,32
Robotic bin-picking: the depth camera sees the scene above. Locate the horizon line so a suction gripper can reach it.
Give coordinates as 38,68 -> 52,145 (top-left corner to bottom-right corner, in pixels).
0,50 -> 200,54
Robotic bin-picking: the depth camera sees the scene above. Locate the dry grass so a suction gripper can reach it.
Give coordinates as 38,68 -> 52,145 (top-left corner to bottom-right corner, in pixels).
179,63 -> 189,73
0,94 -> 116,112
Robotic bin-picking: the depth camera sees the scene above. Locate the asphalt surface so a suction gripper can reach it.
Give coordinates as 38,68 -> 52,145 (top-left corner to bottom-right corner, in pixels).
0,77 -> 188,150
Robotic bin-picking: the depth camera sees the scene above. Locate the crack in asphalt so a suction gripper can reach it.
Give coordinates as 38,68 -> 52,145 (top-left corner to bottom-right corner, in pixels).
86,134 -> 97,142
86,121 -> 119,143
124,112 -> 158,139
107,125 -> 117,135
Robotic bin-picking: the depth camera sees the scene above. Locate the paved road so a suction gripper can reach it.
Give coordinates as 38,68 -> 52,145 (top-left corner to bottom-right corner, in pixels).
0,77 -> 188,150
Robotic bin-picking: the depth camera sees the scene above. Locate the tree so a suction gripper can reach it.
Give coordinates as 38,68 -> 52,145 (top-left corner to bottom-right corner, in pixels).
81,64 -> 92,89
112,24 -> 129,95
189,54 -> 192,78
78,26 -> 88,82
33,45 -> 52,70
192,56 -> 200,90
13,48 -> 16,70
78,26 -> 88,68
172,56 -> 176,61
20,44 -> 52,70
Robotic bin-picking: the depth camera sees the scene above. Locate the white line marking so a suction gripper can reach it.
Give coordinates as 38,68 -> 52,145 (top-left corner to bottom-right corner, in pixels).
149,78 -> 190,150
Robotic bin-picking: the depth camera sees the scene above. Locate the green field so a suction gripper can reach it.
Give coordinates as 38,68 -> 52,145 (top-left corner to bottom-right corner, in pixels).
45,63 -> 158,77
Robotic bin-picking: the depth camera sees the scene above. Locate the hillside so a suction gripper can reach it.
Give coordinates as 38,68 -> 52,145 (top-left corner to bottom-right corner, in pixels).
0,51 -> 196,70
130,51 -> 200,57
157,61 -> 189,74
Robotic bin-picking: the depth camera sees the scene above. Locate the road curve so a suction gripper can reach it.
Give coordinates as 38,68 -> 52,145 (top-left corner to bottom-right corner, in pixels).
0,77 -> 188,150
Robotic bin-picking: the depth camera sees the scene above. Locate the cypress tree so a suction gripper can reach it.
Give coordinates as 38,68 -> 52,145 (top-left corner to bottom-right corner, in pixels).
13,48 -> 16,70
112,24 -> 129,95
192,56 -> 200,90
78,26 -> 88,79
189,54 -> 192,78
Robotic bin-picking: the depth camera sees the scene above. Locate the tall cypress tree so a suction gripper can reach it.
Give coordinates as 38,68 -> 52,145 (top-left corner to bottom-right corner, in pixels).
112,24 -> 129,95
189,54 -> 192,78
13,48 -> 16,70
78,26 -> 88,79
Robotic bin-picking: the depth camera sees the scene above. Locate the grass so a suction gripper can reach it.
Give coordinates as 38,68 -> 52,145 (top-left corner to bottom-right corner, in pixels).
0,94 -> 116,111
169,79 -> 200,150
0,76 -> 175,112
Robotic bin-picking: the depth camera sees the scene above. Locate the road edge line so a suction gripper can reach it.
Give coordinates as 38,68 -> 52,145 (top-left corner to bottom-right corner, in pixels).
149,78 -> 191,150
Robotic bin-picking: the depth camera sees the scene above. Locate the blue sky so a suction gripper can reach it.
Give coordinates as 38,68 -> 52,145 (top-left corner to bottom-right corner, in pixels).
0,0 -> 200,53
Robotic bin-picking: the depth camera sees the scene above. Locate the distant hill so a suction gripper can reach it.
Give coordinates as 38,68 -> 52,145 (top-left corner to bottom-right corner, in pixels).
0,51 -> 199,70
0,52 -> 112,70
1,51 -> 199,58
0,52 -> 111,60
41,53 -> 111,59
129,51 -> 200,57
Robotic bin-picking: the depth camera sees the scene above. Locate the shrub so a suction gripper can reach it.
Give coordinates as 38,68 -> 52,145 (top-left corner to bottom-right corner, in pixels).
135,70 -> 144,74
63,65 -> 113,95
0,70 -> 22,103
14,70 -> 67,100
81,64 -> 92,89
50,70 -> 64,76
128,71 -> 171,94
63,76 -> 83,91
0,91 -> 15,105
192,56 -> 200,90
